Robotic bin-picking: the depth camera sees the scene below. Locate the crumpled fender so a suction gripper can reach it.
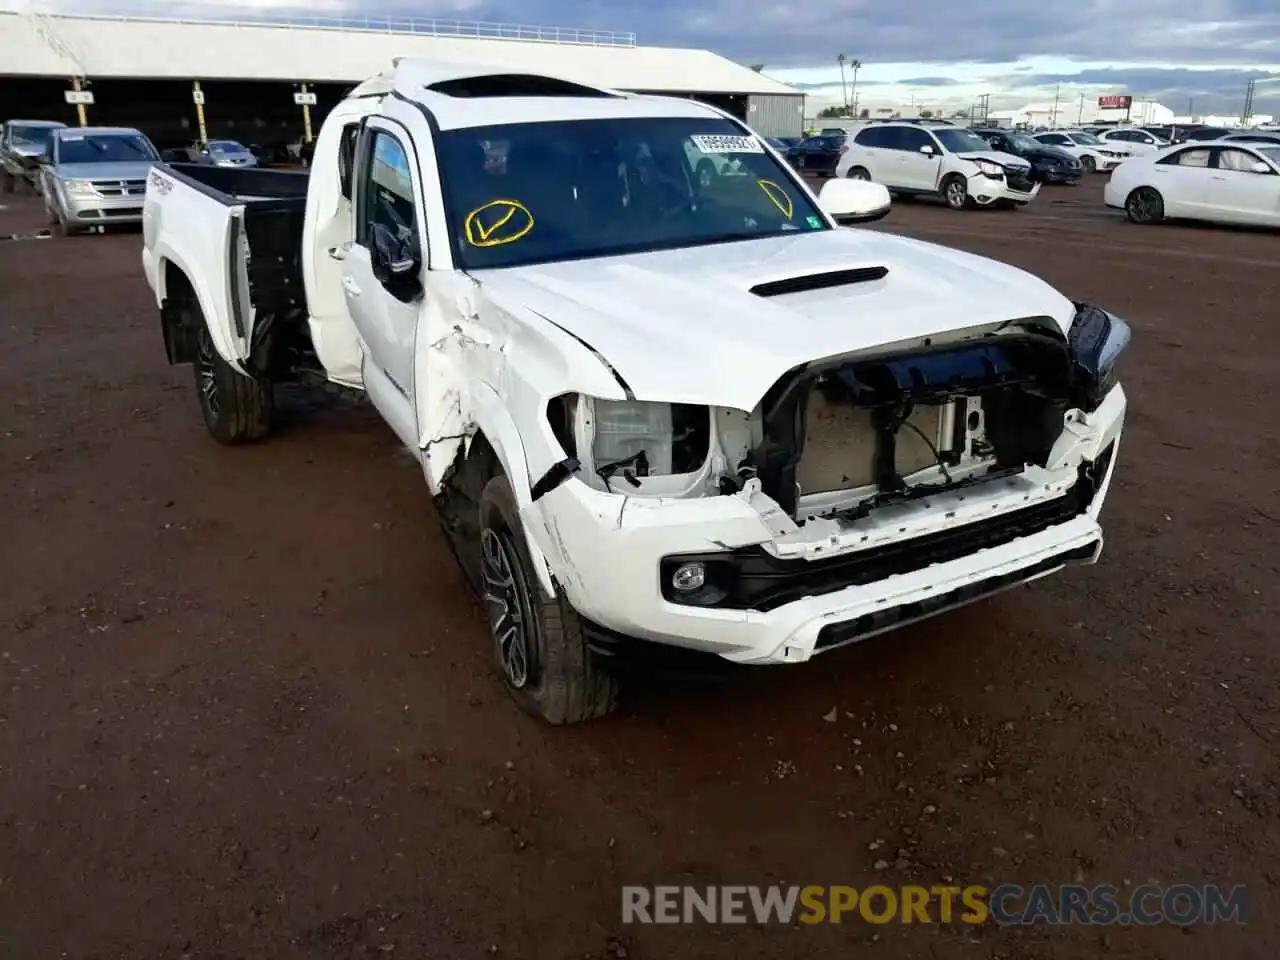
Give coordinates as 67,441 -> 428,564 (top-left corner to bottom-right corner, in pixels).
466,380 -> 557,599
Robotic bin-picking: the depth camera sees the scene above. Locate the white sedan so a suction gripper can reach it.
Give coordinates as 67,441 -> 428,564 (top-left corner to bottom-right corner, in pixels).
1096,128 -> 1169,156
1033,130 -> 1133,173
1104,140 -> 1280,227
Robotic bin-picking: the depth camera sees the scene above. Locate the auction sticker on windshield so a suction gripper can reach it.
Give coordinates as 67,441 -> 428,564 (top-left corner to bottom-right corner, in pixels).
690,134 -> 764,154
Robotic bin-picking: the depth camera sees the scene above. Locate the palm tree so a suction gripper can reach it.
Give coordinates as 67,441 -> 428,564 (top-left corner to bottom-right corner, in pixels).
837,53 -> 849,116
849,58 -> 863,118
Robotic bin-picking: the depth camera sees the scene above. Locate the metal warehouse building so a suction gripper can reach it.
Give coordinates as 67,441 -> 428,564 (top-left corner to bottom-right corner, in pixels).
0,10 -> 806,151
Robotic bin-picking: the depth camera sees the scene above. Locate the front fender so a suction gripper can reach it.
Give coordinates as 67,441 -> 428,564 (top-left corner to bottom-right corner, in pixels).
466,380 -> 557,599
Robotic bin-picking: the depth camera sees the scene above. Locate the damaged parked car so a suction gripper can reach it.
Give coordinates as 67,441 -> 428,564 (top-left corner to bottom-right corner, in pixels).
141,61 -> 1130,724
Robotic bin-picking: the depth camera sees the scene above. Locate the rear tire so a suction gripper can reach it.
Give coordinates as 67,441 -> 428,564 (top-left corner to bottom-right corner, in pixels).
192,307 -> 273,444
1125,187 -> 1164,225
0,171 -> 12,194
478,475 -> 620,725
941,174 -> 969,210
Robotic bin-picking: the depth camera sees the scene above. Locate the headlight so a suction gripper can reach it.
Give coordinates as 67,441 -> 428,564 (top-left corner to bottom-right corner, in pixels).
62,179 -> 96,195
1068,304 -> 1131,407
585,398 -> 711,486
972,159 -> 1004,177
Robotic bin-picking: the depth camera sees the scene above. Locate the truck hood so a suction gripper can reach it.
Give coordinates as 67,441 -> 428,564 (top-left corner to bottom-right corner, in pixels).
476,228 -> 1076,412
54,161 -> 156,180
955,149 -> 1032,172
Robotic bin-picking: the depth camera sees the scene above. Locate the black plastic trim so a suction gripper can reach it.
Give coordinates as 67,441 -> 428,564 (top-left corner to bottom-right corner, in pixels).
661,444 -> 1114,612
813,541 -> 1099,652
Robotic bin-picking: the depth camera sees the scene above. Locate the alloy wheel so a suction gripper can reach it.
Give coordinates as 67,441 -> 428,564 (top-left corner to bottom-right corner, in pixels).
196,325 -> 220,418
480,527 -> 532,689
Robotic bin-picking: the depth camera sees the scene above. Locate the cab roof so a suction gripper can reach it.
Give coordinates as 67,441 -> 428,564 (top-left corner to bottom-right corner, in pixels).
349,58 -> 732,131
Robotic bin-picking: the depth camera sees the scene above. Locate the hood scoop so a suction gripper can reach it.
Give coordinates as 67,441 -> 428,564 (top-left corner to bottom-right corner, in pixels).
749,266 -> 889,298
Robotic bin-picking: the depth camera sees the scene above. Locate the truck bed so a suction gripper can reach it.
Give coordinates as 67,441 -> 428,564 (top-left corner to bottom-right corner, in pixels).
148,163 -> 311,369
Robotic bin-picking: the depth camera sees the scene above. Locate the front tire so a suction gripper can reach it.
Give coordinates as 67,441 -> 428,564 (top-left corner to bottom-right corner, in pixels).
0,170 -> 12,194
845,166 -> 871,181
478,475 -> 620,724
1125,187 -> 1164,225
941,174 -> 969,210
1081,155 -> 1097,174
192,310 -> 273,444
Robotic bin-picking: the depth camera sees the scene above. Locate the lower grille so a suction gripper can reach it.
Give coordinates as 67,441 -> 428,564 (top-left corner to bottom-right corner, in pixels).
813,540 -> 1099,651
1007,173 -> 1035,193
660,443 -> 1115,613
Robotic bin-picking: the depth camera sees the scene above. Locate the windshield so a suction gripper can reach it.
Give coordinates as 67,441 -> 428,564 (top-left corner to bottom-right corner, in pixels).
933,128 -> 993,153
59,133 -> 158,164
437,117 -> 829,270
11,125 -> 58,148
1007,134 -> 1042,151
209,141 -> 246,153
1068,132 -> 1102,145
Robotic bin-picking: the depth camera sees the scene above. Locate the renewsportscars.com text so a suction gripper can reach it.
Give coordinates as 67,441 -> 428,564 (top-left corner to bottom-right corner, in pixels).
622,884 -> 1246,926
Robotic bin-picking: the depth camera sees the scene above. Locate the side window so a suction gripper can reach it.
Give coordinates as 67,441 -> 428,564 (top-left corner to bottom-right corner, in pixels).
1217,148 -> 1262,172
357,129 -> 420,255
855,127 -> 883,148
1159,148 -> 1212,167
899,128 -> 934,152
1040,134 -> 1066,145
337,123 -> 361,201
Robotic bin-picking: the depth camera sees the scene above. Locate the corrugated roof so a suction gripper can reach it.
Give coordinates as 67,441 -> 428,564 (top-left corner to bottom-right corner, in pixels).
0,11 -> 801,97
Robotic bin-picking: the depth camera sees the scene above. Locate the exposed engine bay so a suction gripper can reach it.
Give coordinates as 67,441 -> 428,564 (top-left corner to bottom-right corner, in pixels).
546,321 -> 1091,538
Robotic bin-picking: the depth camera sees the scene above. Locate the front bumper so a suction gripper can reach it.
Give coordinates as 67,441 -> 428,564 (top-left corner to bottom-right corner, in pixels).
1091,155 -> 1127,172
61,192 -> 143,225
968,172 -> 1040,204
526,385 -> 1126,666
1037,167 -> 1083,184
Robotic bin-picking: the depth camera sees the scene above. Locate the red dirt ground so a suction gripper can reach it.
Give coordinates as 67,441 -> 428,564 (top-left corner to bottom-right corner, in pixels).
0,180 -> 1276,959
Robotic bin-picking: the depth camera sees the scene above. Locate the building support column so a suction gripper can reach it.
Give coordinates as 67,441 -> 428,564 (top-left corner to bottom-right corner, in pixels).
71,76 -> 88,126
300,82 -> 314,144
192,80 -> 208,145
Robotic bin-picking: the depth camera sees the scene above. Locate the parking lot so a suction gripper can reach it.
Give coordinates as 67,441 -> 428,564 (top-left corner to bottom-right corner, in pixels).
0,178 -> 1276,958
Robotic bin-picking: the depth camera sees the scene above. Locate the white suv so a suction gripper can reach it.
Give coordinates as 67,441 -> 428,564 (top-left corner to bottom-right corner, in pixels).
836,122 -> 1039,210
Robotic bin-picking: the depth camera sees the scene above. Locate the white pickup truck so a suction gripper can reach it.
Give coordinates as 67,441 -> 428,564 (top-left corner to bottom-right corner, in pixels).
141,60 -> 1130,724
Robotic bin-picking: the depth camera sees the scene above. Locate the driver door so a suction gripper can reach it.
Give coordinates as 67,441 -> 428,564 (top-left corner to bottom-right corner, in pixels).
895,128 -> 942,191
343,118 -> 427,451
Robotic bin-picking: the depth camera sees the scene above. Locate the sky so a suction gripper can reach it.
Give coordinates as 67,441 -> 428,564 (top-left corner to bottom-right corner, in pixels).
19,0 -> 1280,116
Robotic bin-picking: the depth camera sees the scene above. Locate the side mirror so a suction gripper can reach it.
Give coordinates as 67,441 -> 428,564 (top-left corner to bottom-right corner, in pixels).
370,222 -> 422,293
919,144 -> 935,156
817,178 -> 891,225
1251,161 -> 1271,174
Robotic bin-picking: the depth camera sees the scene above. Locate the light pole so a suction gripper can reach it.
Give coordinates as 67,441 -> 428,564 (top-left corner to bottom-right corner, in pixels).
837,54 -> 849,116
850,58 -> 862,118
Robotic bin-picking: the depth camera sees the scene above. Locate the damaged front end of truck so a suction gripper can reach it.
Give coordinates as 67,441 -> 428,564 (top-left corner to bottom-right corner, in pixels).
528,302 -> 1128,659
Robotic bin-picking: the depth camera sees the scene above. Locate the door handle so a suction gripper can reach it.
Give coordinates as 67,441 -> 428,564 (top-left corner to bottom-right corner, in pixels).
341,275 -> 361,296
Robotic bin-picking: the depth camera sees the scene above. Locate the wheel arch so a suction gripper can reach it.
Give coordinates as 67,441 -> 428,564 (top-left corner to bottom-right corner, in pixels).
457,382 -> 558,600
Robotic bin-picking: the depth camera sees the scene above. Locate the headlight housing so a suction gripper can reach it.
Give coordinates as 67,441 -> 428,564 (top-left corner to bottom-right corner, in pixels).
62,179 -> 96,196
972,159 -> 1005,177
1068,303 -> 1131,408
577,398 -> 712,491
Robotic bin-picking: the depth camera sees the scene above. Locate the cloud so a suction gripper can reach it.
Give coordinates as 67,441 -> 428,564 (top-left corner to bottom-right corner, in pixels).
897,77 -> 961,87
